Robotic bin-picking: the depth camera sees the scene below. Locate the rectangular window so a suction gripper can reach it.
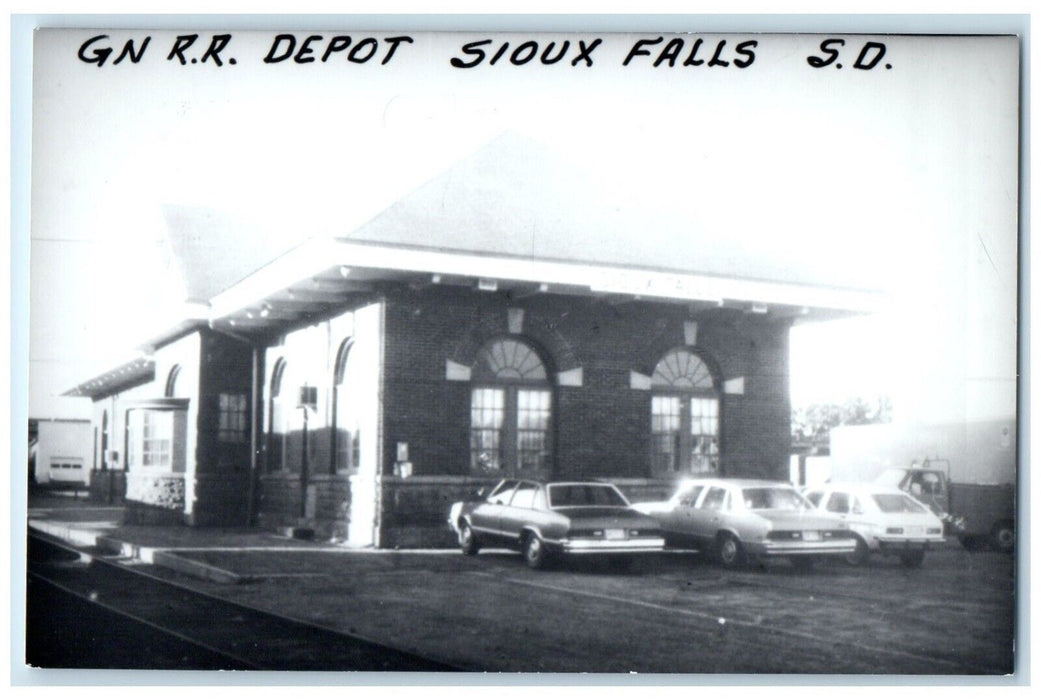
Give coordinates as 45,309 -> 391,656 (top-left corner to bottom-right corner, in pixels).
127,410 -> 174,470
690,397 -> 720,473
516,389 -> 551,472
701,486 -> 729,511
219,392 -> 249,444
471,388 -> 504,471
651,396 -> 681,473
509,481 -> 539,509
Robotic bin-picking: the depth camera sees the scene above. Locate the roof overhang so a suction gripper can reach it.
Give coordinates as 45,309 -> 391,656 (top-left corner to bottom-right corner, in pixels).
206,238 -> 886,334
63,356 -> 156,399
135,303 -> 210,352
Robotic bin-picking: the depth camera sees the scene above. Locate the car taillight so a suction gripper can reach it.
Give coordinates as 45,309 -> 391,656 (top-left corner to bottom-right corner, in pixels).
927,527 -> 942,535
767,531 -> 801,541
886,527 -> 904,534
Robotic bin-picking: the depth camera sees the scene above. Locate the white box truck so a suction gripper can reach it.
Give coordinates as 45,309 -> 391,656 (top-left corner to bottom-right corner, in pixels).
829,420 -> 1015,552
33,419 -> 93,489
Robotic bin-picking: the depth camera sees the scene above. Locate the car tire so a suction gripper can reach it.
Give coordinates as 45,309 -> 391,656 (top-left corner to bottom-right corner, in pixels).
523,532 -> 549,570
791,556 -> 816,572
992,522 -> 1015,554
716,533 -> 746,569
459,521 -> 480,556
959,535 -> 985,551
845,535 -> 870,566
899,549 -> 926,568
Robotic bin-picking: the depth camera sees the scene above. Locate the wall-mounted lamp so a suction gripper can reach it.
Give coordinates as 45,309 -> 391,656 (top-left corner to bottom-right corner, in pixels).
298,384 -> 318,412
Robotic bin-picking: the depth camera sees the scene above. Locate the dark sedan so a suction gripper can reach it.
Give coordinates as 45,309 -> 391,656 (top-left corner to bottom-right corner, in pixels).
448,479 -> 666,569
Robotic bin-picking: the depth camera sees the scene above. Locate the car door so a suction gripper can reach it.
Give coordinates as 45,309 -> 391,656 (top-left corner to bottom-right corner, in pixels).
471,479 -> 519,541
686,485 -> 730,547
823,490 -> 853,525
667,483 -> 706,545
499,481 -> 540,541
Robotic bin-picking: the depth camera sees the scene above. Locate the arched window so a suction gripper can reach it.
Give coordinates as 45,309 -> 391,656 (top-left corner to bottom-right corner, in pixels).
331,340 -> 360,474
267,359 -> 288,472
470,338 -> 553,475
164,365 -> 182,398
650,348 -> 721,475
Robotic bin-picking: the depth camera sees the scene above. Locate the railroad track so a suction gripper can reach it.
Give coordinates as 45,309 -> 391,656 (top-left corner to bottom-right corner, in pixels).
26,530 -> 467,672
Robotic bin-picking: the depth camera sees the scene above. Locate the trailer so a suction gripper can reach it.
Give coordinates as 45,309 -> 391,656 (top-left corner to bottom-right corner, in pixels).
31,419 -> 93,490
829,420 -> 1016,552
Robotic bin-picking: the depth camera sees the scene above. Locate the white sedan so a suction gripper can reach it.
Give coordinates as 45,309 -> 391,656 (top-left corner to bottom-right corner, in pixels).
803,483 -> 946,567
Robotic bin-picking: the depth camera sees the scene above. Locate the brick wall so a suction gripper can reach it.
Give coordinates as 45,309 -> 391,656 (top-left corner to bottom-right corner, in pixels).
381,286 -> 792,482
379,476 -> 499,548
256,472 -> 351,540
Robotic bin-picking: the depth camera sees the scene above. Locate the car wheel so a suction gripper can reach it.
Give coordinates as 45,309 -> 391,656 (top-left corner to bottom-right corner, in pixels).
992,522 -> 1015,554
959,535 -> 985,551
716,533 -> 746,569
459,521 -> 480,556
523,532 -> 549,570
791,556 -> 816,572
845,535 -> 870,566
899,549 -> 926,568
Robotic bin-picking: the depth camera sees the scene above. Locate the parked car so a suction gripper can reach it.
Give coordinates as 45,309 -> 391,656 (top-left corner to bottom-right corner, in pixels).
447,479 -> 665,569
632,478 -> 856,569
803,483 -> 946,567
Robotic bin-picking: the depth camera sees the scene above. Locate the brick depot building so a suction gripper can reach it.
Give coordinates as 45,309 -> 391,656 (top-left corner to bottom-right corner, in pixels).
66,135 -> 880,547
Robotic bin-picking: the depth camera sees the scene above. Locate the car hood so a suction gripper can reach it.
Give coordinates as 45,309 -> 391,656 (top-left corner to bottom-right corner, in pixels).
752,510 -> 847,530
552,507 -> 661,530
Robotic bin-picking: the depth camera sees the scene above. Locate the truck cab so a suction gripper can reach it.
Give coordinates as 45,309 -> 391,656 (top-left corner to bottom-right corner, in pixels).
873,459 -> 1013,553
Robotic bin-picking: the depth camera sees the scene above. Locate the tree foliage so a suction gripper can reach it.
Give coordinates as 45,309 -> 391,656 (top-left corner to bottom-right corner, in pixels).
792,396 -> 892,450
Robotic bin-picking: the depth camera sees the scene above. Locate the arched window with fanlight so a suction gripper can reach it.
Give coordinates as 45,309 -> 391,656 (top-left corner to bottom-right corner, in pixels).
267,359 -> 288,472
470,338 -> 553,475
164,365 -> 182,398
650,347 -> 721,476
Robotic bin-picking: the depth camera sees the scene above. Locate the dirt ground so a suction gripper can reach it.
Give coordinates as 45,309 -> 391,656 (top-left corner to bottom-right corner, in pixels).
161,543 -> 1015,675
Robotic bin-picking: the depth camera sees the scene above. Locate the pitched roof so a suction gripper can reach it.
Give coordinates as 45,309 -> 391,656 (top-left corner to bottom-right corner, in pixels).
341,132 -> 878,292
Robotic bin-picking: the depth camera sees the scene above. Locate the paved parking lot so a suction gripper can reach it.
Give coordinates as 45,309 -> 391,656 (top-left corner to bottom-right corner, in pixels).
163,543 -> 1015,675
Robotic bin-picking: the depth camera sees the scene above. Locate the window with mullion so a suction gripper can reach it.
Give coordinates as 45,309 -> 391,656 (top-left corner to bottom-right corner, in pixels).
690,396 -> 720,473
127,409 -> 173,470
651,395 -> 682,473
469,337 -> 554,476
471,387 -> 505,472
650,347 -> 721,476
516,388 -> 551,472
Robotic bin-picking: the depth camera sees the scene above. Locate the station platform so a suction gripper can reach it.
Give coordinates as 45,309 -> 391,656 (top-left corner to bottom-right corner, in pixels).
26,490 -> 446,584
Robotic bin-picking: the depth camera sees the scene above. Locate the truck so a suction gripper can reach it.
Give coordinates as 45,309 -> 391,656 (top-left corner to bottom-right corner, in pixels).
828,420 -> 1016,553
30,418 -> 93,490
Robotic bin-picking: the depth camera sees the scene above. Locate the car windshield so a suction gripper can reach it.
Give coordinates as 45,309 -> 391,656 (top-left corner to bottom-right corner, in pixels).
548,484 -> 629,508
872,493 -> 928,514
740,487 -> 811,511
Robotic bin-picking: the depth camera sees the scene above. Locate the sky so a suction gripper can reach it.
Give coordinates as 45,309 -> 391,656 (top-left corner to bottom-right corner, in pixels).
26,28 -> 1020,425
